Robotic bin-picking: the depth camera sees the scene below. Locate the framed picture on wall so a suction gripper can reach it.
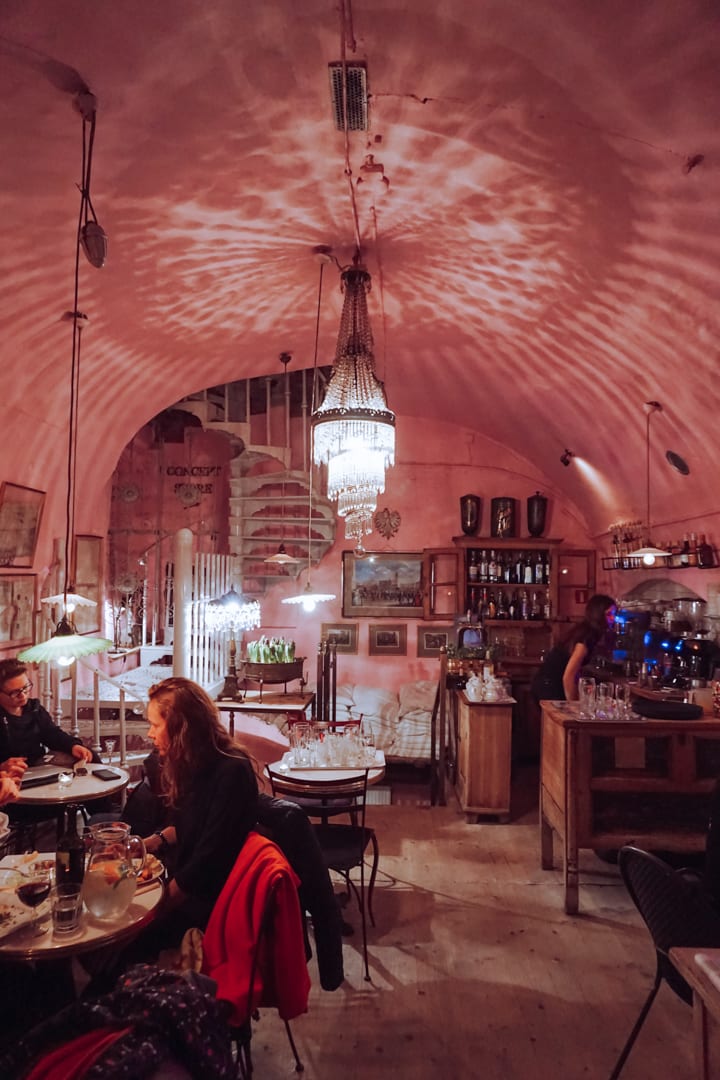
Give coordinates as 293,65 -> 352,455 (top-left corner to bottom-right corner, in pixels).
369,623 -> 407,656
342,551 -> 424,618
0,483 -> 45,568
72,535 -> 103,634
416,623 -> 453,658
0,574 -> 35,649
321,622 -> 359,654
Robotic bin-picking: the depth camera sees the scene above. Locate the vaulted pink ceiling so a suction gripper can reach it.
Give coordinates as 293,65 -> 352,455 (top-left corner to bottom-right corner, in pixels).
1,0 -> 718,546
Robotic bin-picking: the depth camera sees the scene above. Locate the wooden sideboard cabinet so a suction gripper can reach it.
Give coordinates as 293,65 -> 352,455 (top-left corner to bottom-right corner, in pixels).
454,691 -> 513,822
540,700 -> 720,914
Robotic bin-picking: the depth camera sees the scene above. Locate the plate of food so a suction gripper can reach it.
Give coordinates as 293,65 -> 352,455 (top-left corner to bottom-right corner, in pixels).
136,853 -> 165,887
0,896 -> 35,942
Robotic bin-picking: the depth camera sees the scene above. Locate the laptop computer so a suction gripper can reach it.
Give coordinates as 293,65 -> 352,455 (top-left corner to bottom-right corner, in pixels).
21,765 -> 61,789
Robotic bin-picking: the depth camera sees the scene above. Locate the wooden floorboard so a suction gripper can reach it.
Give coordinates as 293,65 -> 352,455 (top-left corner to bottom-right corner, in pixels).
251,768 -> 695,1079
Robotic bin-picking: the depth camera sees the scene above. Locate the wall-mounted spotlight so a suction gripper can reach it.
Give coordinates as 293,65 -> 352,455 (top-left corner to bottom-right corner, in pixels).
560,449 -> 574,467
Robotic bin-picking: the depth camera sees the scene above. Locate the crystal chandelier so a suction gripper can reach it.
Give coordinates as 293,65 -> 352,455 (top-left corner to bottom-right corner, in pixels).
311,263 -> 395,546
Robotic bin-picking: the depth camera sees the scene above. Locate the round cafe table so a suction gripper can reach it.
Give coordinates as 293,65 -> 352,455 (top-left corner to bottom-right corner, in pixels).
14,765 -> 130,840
0,874 -> 163,962
267,750 -> 386,788
16,766 -> 130,809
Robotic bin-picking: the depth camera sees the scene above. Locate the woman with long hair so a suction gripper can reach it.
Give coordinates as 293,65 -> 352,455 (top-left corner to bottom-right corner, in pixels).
531,593 -> 617,702
142,677 -> 258,936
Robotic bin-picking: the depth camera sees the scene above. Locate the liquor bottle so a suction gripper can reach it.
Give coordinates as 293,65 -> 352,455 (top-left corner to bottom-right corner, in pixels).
479,587 -> 489,621
688,533 -> 699,567
508,590 -> 517,620
698,535 -> 715,568
56,811 -> 86,885
534,551 -> 544,584
514,551 -> 524,584
496,590 -> 508,620
488,550 -> 498,583
523,553 -> 534,585
478,549 -> 489,582
520,589 -> 530,620
468,550 -> 478,582
543,553 -> 550,585
503,552 -> 512,584
680,534 -> 691,567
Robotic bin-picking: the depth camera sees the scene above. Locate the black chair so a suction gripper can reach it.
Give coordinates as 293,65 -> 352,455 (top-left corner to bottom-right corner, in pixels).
256,793 -> 344,991
267,767 -> 378,982
610,844 -> 720,1079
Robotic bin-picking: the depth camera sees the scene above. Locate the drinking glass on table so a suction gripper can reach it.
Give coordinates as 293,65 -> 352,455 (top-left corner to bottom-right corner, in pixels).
16,869 -> 52,936
614,683 -> 630,719
577,677 -> 596,718
595,682 -> 613,719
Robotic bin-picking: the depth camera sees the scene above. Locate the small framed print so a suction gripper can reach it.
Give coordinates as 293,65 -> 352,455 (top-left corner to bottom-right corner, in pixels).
416,623 -> 453,658
368,623 -> 407,657
0,574 -> 35,649
0,483 -> 45,568
321,622 -> 359,655
72,535 -> 103,633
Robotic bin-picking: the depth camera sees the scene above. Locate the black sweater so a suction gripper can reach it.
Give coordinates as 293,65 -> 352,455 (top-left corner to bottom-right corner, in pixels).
173,751 -> 258,907
0,699 -> 83,765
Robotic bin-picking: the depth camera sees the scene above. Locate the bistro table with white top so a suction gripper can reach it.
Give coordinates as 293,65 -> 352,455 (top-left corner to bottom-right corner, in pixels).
0,853 -> 163,962
15,764 -> 130,839
17,765 -> 130,810
266,749 -> 386,788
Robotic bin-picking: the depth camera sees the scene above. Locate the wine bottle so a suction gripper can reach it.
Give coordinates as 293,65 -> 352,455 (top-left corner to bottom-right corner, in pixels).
56,810 -> 86,885
488,550 -> 497,583
698,535 -> 715,568
680,534 -> 691,567
468,550 -> 478,582
478,549 -> 489,582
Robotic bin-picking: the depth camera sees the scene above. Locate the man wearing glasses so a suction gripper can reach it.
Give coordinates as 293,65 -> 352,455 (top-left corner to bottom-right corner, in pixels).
0,658 -> 93,775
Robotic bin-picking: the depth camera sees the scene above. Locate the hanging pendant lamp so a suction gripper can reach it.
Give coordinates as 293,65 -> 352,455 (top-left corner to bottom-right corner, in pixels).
311,260 -> 395,545
19,94 -> 112,666
627,401 -> 671,566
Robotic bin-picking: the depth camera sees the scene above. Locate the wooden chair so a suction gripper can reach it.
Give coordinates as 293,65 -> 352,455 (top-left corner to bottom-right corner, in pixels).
610,845 -> 720,1079
267,766 -> 378,981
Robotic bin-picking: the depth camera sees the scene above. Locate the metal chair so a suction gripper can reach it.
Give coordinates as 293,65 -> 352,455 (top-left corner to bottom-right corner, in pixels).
610,844 -> 720,1079
267,766 -> 378,982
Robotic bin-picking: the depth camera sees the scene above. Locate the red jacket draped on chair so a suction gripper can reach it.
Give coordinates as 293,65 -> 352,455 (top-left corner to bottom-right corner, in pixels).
202,831 -> 311,1024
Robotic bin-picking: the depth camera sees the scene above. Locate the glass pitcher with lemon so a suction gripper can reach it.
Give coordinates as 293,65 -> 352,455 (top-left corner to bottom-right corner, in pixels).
83,824 -> 146,920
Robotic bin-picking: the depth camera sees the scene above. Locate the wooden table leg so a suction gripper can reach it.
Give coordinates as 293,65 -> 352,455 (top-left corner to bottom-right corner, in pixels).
564,729 -> 579,915
540,810 -> 554,870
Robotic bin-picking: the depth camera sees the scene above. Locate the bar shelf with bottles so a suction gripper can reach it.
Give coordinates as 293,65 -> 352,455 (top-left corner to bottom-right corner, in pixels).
602,522 -> 716,571
454,537 -> 561,624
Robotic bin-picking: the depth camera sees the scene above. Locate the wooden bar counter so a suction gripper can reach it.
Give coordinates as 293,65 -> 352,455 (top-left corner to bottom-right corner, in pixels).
540,700 -> 720,914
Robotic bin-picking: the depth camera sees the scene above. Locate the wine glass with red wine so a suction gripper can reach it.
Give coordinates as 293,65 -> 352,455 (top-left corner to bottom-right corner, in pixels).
16,872 -> 52,936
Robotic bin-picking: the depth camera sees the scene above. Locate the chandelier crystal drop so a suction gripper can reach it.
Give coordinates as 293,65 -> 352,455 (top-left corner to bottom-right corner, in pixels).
311,265 -> 395,544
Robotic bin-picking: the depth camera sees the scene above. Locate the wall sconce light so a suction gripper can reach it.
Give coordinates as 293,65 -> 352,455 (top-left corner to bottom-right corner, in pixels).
560,449 -> 574,467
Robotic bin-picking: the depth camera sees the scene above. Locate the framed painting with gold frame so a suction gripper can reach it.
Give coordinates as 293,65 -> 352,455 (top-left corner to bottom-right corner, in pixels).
342,551 -> 424,618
